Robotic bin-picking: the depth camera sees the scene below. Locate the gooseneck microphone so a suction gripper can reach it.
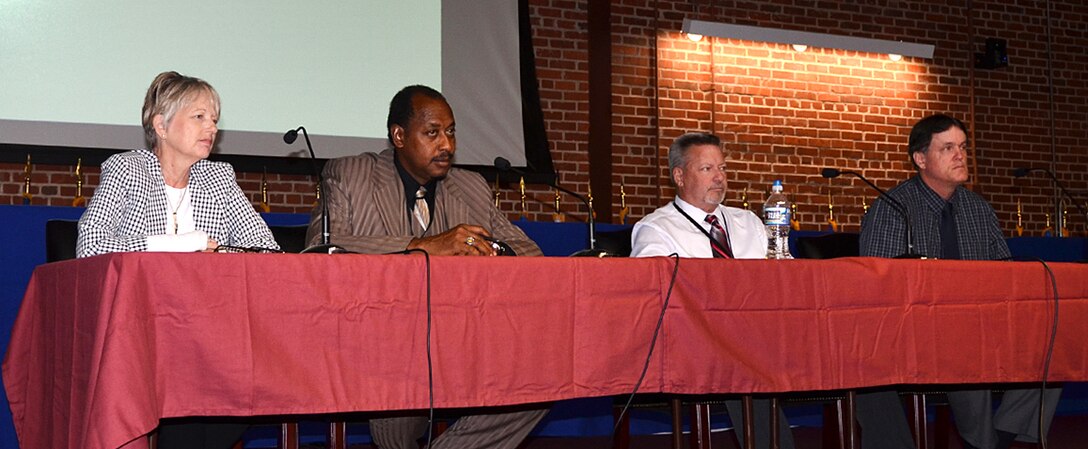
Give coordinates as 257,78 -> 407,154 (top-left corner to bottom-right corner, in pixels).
284,126 -> 345,254
494,157 -> 606,257
822,168 -> 922,258
1012,167 -> 1088,228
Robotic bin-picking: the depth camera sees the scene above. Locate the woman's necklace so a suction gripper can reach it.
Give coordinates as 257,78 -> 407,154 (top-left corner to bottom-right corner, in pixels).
165,186 -> 188,234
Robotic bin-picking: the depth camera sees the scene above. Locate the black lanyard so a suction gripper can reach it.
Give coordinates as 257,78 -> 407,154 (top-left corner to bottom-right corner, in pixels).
671,201 -> 732,256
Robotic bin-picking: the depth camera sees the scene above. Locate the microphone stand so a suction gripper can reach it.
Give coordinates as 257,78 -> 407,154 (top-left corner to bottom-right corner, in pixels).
552,183 -> 599,255
285,126 -> 344,254
823,168 -> 923,258
494,157 -> 607,257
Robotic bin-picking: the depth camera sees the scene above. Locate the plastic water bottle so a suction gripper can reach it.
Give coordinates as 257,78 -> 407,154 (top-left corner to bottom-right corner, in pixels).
763,180 -> 793,259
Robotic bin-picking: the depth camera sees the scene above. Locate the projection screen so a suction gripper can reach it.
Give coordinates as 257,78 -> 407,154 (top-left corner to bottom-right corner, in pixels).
0,0 -> 529,166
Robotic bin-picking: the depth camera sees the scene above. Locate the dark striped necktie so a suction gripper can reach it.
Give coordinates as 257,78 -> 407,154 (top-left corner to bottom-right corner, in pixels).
705,214 -> 734,258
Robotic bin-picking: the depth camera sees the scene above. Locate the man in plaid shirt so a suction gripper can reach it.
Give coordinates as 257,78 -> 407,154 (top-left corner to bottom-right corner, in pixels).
856,114 -> 1060,449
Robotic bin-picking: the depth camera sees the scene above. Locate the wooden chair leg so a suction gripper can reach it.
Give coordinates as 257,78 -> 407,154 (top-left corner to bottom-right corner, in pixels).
848,389 -> 857,447
909,394 -> 929,449
281,422 -> 298,449
823,403 -> 841,449
691,402 -> 714,449
741,395 -> 754,449
329,421 -> 347,449
935,404 -> 952,449
433,420 -> 449,439
811,392 -> 861,449
770,397 -> 780,449
843,391 -> 858,449
671,398 -> 684,449
612,403 -> 631,449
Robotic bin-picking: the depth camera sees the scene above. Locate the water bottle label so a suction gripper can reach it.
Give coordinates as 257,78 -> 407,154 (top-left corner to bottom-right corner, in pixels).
764,206 -> 790,226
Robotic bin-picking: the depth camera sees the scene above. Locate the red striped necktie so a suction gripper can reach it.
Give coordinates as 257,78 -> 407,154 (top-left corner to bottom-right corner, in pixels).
705,214 -> 734,258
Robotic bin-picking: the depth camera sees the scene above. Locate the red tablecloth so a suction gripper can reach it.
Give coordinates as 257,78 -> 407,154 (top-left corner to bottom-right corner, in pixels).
4,253 -> 1088,449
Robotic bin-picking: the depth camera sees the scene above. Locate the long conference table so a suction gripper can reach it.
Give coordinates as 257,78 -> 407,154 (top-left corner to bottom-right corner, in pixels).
4,253 -> 1088,449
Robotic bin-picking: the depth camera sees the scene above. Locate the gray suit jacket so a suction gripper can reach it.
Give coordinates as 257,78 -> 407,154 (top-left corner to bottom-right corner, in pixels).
307,149 -> 541,256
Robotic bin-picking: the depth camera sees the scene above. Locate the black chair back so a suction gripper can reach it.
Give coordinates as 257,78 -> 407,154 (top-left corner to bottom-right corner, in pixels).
45,219 -> 80,263
269,225 -> 310,254
594,228 -> 633,257
794,232 -> 860,259
46,220 -> 310,258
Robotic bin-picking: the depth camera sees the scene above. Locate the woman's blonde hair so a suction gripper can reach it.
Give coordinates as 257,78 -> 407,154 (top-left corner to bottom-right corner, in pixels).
141,71 -> 220,149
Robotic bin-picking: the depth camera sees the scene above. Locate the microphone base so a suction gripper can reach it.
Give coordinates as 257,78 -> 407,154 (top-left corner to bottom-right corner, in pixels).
893,253 -> 928,259
300,244 -> 348,254
570,248 -> 615,258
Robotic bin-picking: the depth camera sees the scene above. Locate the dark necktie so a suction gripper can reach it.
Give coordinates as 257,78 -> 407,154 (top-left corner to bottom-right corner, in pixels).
705,214 -> 734,258
940,202 -> 960,259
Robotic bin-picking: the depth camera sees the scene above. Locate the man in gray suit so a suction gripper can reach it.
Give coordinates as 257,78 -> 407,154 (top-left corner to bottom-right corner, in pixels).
307,85 -> 547,449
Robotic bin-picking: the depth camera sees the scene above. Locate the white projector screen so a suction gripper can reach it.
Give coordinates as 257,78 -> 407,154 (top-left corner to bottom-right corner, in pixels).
0,0 -> 527,166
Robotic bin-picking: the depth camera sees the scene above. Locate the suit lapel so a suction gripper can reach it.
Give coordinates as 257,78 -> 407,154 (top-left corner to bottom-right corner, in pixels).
188,162 -> 218,238
433,177 -> 469,235
372,151 -> 411,235
144,152 -> 170,235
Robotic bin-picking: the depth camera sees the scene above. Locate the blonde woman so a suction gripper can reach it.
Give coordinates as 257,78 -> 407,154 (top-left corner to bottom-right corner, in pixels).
77,71 -> 278,257
76,71 -> 278,448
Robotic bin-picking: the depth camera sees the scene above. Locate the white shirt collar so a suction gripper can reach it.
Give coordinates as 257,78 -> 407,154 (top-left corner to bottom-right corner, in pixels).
673,196 -> 721,229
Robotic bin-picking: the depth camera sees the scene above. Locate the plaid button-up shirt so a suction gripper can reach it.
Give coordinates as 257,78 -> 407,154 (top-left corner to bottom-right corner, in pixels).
859,176 -> 1010,260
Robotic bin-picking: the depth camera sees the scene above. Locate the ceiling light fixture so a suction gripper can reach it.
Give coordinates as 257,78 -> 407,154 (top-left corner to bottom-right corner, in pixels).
682,19 -> 934,59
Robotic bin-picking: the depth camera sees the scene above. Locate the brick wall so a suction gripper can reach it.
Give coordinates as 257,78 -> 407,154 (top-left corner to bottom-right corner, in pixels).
4,0 -> 1087,237
1,162 -> 100,206
1,161 -> 318,214
561,0 -> 1088,235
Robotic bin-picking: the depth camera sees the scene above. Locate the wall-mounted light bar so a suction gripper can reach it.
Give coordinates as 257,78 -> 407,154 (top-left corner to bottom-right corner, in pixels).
682,19 -> 935,60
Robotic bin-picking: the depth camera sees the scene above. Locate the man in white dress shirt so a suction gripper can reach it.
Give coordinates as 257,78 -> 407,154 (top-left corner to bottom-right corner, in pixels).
632,132 -> 767,258
630,132 -> 792,449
